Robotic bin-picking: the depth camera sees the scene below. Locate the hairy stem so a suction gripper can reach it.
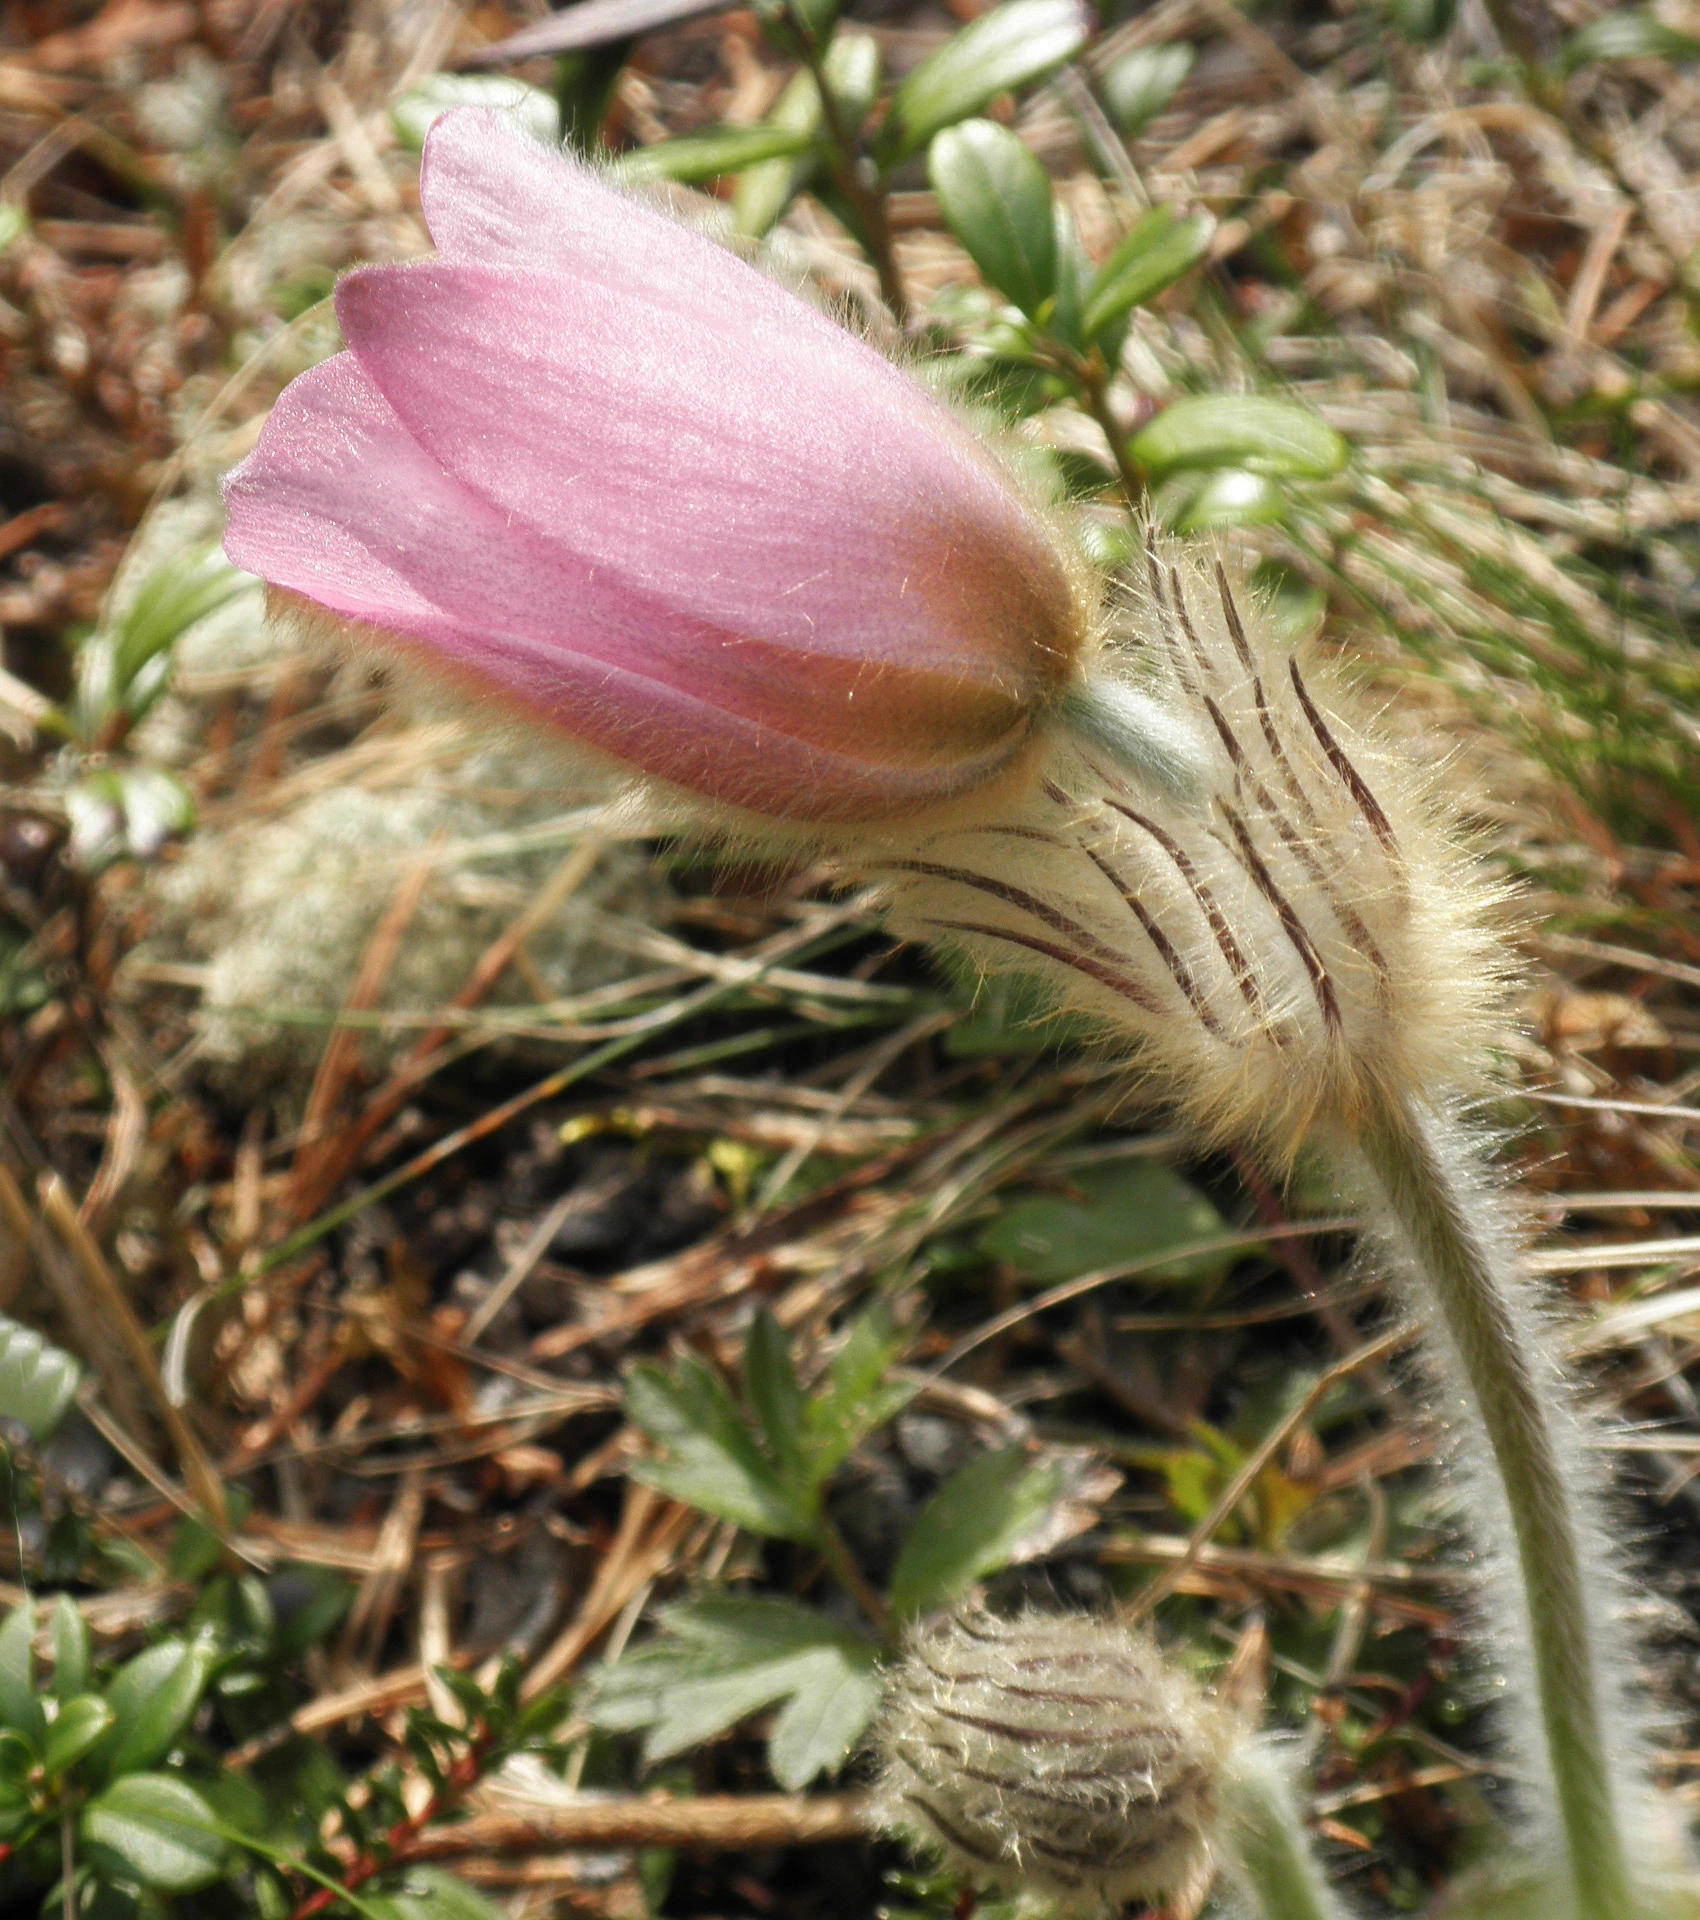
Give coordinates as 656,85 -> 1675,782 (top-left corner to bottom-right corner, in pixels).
1353,1089 -> 1637,1920
1223,1739 -> 1351,1920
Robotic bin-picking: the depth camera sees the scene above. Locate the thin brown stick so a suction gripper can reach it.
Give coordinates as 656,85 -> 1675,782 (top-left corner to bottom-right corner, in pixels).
411,1794 -> 872,1858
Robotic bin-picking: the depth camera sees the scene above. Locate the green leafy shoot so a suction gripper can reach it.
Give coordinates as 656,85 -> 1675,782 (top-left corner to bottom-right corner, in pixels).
612,121 -> 817,186
1098,41 -> 1195,137
1080,204 -> 1215,344
887,1445 -> 1067,1619
627,1306 -> 914,1548
586,1594 -> 878,1788
1129,393 -> 1349,482
929,119 -> 1056,320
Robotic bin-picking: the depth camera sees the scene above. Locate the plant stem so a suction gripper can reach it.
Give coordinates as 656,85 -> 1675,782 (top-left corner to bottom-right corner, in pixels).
1076,362 -> 1147,507
815,1513 -> 889,1636
1222,1739 -> 1350,1920
1354,1089 -> 1637,1920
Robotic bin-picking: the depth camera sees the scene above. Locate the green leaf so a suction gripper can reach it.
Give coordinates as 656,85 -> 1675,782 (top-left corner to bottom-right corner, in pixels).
1129,393 -> 1348,480
1099,42 -> 1194,136
586,1596 -> 877,1787
0,204 -> 28,257
881,0 -> 1093,162
81,1774 -> 226,1892
1383,0 -> 1456,42
743,1310 -> 807,1486
107,546 -> 249,722
43,1694 -> 115,1778
613,122 -> 816,186
800,1305 -> 915,1485
0,1313 -> 82,1442
1163,465 -> 1287,533
888,1446 -> 1064,1618
390,73 -> 560,151
51,1596 -> 90,1701
96,1636 -> 216,1780
1561,10 -> 1700,71
626,1356 -> 810,1539
370,1867 -> 510,1920
0,1600 -> 43,1749
978,1157 -> 1235,1284
1081,204 -> 1214,341
929,120 -> 1056,319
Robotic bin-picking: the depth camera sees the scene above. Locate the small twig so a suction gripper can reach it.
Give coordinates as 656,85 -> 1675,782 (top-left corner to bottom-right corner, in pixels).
412,1795 -> 872,1859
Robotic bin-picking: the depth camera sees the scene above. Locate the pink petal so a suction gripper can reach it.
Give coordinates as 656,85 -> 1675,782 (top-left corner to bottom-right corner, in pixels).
222,357 -> 1029,819
335,257 -> 1075,696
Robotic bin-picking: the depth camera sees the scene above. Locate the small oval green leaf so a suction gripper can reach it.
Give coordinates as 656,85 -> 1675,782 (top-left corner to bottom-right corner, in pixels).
0,1314 -> 81,1442
43,1694 -> 114,1779
929,119 -> 1056,318
1166,465 -> 1288,532
1561,11 -> 1700,71
51,1596 -> 90,1701
97,1637 -> 215,1780
1130,393 -> 1348,480
882,0 -> 1092,162
614,122 -> 816,186
1099,42 -> 1195,136
0,1601 -> 42,1749
81,1774 -> 226,1892
1081,205 -> 1214,341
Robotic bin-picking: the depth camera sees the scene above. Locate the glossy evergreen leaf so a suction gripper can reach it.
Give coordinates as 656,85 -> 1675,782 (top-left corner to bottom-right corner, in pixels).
1164,465 -> 1287,532
613,122 -> 816,186
1129,393 -> 1348,479
51,1596 -> 90,1701
369,1867 -> 510,1920
881,0 -> 1092,161
0,1601 -> 42,1749
0,1313 -> 81,1442
96,1636 -> 217,1780
929,119 -> 1056,318
1099,42 -> 1195,135
43,1694 -> 115,1778
81,1774 -> 225,1892
888,1445 -> 1064,1617
1081,205 -> 1214,341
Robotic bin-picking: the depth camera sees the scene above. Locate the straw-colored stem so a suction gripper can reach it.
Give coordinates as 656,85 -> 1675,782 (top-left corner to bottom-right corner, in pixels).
1354,1089 -> 1636,1920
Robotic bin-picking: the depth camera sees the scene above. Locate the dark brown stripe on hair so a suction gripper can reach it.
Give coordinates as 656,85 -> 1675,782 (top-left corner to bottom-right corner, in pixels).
926,919 -> 1162,1015
1218,802 -> 1342,1030
1289,658 -> 1399,854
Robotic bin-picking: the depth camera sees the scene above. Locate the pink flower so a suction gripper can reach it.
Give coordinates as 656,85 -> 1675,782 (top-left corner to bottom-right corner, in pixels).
223,109 -> 1087,824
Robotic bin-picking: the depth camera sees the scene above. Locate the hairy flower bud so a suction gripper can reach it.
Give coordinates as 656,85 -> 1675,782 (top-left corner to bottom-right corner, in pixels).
870,1606 -> 1229,1910
222,108 -> 1090,827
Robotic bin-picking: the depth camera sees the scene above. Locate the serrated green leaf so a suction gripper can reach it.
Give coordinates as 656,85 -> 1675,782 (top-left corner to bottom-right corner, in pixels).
978,1157 -> 1235,1283
626,1357 -> 809,1538
614,122 -> 816,186
1099,41 -> 1195,136
881,0 -> 1092,161
1164,465 -> 1287,533
0,1600 -> 42,1749
96,1637 -> 216,1780
1081,205 -> 1214,341
0,1313 -> 81,1442
43,1694 -> 114,1778
1561,10 -> 1700,71
744,1310 -> 807,1486
81,1774 -> 225,1892
929,120 -> 1056,319
51,1596 -> 90,1701
587,1596 -> 875,1785
888,1446 -> 1064,1618
1129,393 -> 1348,480
800,1306 -> 915,1486
391,74 -> 560,152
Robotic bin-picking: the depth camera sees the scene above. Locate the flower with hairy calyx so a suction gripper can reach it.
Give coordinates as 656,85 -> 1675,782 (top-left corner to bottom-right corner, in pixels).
222,106 -> 1111,829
